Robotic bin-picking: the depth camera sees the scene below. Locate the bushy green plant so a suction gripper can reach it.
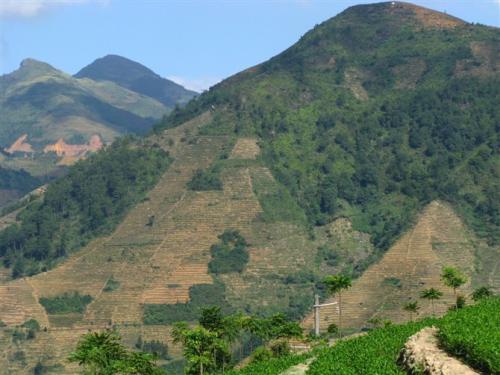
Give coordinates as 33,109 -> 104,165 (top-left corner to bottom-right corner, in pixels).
471,286 -> 493,301
103,277 -> 120,292
39,292 -> 92,314
208,230 -> 249,274
250,347 -> 273,363
187,167 -> 223,191
143,282 -> 231,324
142,340 -> 170,360
21,319 -> 40,331
269,340 -> 290,357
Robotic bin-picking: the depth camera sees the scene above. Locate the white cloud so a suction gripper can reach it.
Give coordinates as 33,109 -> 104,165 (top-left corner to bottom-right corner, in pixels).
0,0 -> 109,18
166,75 -> 222,93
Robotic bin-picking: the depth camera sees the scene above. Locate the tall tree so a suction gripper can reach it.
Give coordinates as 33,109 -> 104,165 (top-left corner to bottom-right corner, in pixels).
323,274 -> 352,338
403,301 -> 420,321
420,288 -> 443,316
172,322 -> 226,375
441,266 -> 468,309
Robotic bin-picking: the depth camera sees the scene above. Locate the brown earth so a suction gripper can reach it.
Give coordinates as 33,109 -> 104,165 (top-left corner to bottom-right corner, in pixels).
391,2 -> 465,29
399,326 -> 479,375
43,134 -> 103,157
5,134 -> 34,154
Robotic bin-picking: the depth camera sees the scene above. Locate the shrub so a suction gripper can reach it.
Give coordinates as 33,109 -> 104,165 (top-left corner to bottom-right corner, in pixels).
251,347 -> 273,363
143,282 -> 231,325
187,167 -> 223,191
103,277 -> 120,292
21,318 -> 40,331
39,292 -> 92,314
142,340 -> 170,360
270,340 -> 290,357
208,230 -> 249,274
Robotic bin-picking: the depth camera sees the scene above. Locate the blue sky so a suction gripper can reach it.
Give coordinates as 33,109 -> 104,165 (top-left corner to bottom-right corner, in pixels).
0,0 -> 499,91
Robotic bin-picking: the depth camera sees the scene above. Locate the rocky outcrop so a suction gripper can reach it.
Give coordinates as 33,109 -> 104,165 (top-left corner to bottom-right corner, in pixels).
43,134 -> 103,157
5,134 -> 34,154
399,327 -> 479,375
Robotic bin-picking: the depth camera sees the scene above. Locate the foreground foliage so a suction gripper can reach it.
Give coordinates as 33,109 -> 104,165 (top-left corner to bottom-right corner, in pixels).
306,318 -> 438,375
0,137 -> 171,277
226,353 -> 310,375
69,331 -> 165,374
438,297 -> 500,374
305,297 -> 498,375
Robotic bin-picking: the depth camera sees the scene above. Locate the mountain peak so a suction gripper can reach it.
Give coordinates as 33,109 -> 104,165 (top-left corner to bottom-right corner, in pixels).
339,1 -> 466,29
75,55 -> 197,107
18,58 -> 59,75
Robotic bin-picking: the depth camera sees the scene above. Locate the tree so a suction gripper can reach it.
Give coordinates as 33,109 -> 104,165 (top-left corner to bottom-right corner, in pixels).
420,288 -> 443,316
172,323 -> 226,375
403,301 -> 420,321
472,286 -> 493,302
441,266 -> 467,309
323,274 -> 352,337
68,330 -> 164,374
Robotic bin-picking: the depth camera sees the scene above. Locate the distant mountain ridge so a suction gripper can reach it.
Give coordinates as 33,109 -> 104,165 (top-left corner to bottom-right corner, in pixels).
75,54 -> 198,108
0,55 -> 194,208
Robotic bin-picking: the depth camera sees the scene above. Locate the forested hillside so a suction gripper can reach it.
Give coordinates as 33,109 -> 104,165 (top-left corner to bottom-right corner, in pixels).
157,2 -> 499,250
0,138 -> 171,277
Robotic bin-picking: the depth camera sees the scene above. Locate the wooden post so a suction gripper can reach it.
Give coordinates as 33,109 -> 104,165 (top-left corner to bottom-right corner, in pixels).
314,294 -> 320,337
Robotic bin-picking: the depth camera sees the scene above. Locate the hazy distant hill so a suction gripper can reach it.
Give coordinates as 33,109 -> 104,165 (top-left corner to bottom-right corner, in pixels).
75,54 -> 198,109
0,56 -> 193,207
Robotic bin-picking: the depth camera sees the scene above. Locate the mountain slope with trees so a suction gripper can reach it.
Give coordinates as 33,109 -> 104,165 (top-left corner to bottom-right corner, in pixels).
0,2 -> 498,373
157,1 -> 499,250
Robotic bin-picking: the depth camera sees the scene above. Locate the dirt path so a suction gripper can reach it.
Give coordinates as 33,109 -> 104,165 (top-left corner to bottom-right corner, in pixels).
280,358 -> 315,375
400,326 -> 479,374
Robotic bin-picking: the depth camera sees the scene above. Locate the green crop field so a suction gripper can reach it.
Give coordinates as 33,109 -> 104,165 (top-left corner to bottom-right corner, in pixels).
438,297 -> 500,374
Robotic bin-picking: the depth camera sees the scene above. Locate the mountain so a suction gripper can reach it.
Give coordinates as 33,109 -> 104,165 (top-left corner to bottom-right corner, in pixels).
0,56 -> 190,208
0,167 -> 40,209
0,2 -> 498,373
75,54 -> 198,108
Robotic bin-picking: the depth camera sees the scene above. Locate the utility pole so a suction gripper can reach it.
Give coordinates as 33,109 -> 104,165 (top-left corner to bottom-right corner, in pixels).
313,294 -> 338,337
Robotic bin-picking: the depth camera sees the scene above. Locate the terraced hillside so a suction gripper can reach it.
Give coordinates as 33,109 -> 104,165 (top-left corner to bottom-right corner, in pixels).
302,201 -> 493,332
0,110 -> 497,373
0,2 -> 498,373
